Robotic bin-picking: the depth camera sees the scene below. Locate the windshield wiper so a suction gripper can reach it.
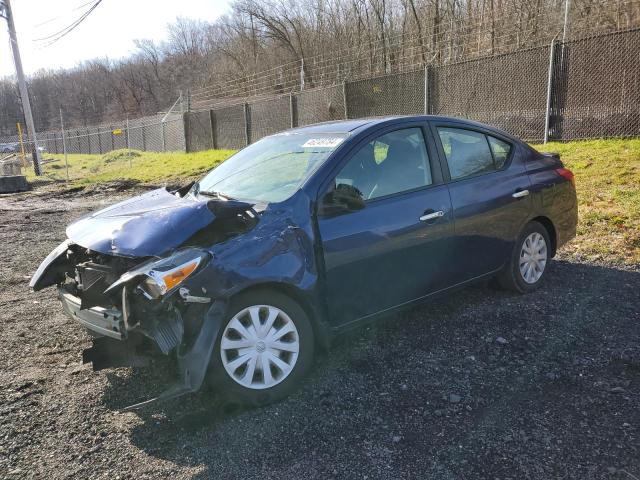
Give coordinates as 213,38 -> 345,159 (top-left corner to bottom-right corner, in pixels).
198,190 -> 239,202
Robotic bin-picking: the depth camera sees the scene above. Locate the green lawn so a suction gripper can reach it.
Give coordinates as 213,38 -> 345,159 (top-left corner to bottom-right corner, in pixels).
27,148 -> 236,186
27,139 -> 640,264
531,139 -> 640,265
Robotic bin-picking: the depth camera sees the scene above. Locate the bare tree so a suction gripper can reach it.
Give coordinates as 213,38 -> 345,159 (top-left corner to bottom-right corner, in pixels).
0,0 -> 638,133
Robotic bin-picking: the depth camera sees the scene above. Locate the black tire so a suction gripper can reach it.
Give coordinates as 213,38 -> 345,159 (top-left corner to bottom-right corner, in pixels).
498,221 -> 552,293
207,289 -> 315,407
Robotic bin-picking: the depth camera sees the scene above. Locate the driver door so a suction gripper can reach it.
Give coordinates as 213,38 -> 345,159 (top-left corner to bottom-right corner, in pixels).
316,125 -> 455,326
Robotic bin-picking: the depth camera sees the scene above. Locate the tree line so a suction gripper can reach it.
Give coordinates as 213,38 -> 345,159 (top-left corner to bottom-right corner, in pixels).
1,0 -> 637,136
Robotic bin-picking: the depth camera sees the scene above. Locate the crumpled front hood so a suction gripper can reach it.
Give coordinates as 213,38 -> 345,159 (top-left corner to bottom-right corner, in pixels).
66,188 -> 215,257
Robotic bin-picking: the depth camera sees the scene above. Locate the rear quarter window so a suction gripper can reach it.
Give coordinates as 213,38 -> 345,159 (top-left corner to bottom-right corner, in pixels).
487,136 -> 512,168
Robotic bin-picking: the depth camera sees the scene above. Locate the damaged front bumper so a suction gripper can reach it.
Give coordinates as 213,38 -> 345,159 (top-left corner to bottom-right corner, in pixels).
58,286 -> 125,340
44,245 -> 227,410
56,283 -> 226,410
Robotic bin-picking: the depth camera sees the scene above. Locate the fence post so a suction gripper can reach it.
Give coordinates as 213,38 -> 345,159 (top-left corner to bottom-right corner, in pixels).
16,122 -> 26,165
424,66 -> 429,114
59,108 -> 69,182
141,123 -> 146,151
342,81 -> 349,119
110,125 -> 115,151
126,117 -> 132,168
97,128 -> 103,154
544,37 -> 558,144
161,121 -> 166,151
289,92 -> 295,128
209,109 -> 217,149
244,103 -> 250,146
183,112 -> 190,153
125,117 -> 130,149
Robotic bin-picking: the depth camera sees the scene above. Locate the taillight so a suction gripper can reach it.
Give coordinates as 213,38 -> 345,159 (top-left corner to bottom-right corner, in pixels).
556,168 -> 575,186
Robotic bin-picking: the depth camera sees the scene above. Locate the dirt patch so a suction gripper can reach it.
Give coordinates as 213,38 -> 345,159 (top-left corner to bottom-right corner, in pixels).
0,185 -> 638,479
102,149 -> 142,164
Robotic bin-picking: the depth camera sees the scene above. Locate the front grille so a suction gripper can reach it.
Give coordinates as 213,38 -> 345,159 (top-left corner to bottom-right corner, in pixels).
77,263 -> 112,291
69,249 -> 147,311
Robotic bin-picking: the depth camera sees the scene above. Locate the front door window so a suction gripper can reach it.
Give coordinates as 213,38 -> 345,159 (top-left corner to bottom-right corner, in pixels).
335,127 -> 432,201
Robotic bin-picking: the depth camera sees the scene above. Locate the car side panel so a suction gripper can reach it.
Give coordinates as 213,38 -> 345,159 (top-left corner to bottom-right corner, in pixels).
318,185 -> 454,324
524,150 -> 578,249
447,164 -> 532,278
429,124 -> 533,281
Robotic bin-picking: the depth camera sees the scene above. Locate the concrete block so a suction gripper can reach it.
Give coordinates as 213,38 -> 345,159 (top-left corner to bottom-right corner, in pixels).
0,157 -> 22,176
0,175 -> 29,193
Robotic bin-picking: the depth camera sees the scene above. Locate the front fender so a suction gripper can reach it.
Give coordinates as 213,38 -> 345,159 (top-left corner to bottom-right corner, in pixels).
30,239 -> 73,291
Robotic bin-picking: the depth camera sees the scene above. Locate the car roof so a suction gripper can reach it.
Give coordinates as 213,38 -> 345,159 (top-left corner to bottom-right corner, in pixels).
283,115 -> 516,140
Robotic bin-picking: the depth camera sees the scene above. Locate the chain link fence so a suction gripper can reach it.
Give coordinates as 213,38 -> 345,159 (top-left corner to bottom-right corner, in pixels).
345,70 -> 426,118
2,27 -> 638,176
430,45 -> 552,141
0,113 -> 185,160
184,28 -> 640,151
294,85 -> 346,127
551,29 -> 640,140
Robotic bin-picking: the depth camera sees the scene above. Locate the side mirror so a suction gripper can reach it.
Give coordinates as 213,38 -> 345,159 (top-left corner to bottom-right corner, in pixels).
319,184 -> 365,216
173,181 -> 195,198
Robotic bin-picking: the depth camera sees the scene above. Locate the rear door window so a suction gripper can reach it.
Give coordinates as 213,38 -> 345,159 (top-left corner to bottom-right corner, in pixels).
437,128 -> 494,180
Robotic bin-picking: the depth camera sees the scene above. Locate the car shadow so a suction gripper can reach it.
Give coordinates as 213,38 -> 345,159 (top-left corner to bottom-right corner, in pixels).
100,259 -> 640,479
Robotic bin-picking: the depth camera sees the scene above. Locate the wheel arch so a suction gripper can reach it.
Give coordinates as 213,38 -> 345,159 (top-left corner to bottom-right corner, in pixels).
529,215 -> 557,257
229,281 -> 332,351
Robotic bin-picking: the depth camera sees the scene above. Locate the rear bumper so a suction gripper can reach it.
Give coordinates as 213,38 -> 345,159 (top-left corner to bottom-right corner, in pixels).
555,192 -> 578,249
58,287 -> 125,340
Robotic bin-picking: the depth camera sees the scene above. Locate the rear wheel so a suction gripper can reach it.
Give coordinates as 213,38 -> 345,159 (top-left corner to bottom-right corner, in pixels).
207,290 -> 314,407
498,221 -> 551,293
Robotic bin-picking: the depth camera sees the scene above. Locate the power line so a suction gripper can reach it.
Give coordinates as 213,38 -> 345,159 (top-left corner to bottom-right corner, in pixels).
34,0 -> 102,47
33,0 -> 100,29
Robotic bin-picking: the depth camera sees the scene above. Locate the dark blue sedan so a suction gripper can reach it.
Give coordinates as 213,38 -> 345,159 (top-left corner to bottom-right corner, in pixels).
30,116 -> 577,408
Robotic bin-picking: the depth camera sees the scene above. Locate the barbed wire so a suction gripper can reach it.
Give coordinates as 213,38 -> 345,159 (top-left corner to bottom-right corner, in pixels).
189,0 -> 640,107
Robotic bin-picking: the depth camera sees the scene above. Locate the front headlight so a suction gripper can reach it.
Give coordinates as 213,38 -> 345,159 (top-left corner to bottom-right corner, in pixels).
139,252 -> 204,298
105,249 -> 209,299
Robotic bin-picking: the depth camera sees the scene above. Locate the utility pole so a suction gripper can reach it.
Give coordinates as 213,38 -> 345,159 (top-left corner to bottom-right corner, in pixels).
0,0 -> 42,175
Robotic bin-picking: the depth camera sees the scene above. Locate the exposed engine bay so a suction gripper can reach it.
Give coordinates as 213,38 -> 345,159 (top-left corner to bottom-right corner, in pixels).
30,184 -> 326,409
30,188 -> 270,407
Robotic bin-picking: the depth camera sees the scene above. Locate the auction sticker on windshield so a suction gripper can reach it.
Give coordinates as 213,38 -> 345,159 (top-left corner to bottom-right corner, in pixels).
302,138 -> 344,148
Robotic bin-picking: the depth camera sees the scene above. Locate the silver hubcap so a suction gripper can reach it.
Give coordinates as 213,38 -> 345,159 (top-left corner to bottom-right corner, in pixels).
519,232 -> 547,284
220,305 -> 299,390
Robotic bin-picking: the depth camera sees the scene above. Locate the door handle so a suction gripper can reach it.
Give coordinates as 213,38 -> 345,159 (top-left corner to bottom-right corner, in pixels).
512,189 -> 530,199
419,210 -> 445,222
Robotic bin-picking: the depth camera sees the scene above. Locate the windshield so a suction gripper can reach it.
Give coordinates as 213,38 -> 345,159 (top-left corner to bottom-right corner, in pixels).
196,132 -> 348,203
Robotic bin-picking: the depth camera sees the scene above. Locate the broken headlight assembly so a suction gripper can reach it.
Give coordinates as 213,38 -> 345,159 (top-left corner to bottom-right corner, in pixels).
106,248 -> 210,300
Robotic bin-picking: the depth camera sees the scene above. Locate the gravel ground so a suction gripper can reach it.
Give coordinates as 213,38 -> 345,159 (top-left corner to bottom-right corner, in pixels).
1,184 -> 639,480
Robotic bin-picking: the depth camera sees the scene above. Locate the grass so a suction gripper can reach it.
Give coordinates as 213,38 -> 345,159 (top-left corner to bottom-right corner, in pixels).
25,139 -> 640,265
27,148 -> 236,186
531,139 -> 640,265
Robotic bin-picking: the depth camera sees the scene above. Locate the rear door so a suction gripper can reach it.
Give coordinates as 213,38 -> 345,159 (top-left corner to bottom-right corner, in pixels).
317,124 -> 455,325
430,122 -> 532,281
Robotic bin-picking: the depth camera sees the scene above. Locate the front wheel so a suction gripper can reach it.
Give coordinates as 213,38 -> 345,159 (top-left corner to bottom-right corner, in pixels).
207,290 -> 315,407
498,221 -> 551,293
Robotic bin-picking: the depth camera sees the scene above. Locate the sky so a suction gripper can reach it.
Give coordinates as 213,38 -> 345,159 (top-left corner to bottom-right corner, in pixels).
0,0 -> 232,78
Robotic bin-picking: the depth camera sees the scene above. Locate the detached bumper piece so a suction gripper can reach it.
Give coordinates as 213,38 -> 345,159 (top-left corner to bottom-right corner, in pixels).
146,308 -> 184,354
58,287 -> 125,340
82,336 -> 150,371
